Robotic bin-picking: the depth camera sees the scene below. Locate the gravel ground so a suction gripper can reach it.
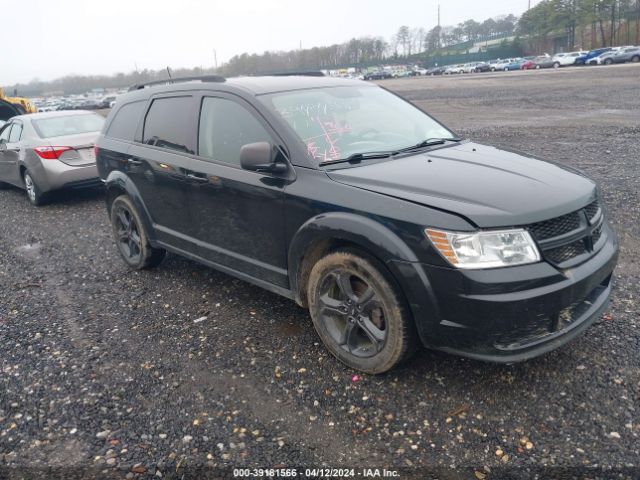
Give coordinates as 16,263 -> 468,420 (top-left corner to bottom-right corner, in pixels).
1,65 -> 639,479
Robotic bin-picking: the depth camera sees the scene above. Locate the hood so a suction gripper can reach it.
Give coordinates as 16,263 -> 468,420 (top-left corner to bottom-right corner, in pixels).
325,142 -> 597,228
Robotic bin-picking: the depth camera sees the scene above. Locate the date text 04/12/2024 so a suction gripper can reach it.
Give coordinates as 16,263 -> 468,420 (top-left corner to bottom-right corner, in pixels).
232,468 -> 401,478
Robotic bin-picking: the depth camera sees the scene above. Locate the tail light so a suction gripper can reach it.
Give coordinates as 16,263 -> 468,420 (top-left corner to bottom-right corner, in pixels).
34,146 -> 73,160
93,145 -> 99,158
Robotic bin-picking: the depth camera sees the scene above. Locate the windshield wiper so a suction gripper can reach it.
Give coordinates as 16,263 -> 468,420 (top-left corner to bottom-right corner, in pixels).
392,137 -> 462,155
319,151 -> 395,166
318,137 -> 462,167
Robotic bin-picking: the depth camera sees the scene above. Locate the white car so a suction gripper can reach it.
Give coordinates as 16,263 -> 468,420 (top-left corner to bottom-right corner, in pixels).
552,51 -> 588,67
444,64 -> 464,74
462,62 -> 482,73
492,58 -> 515,71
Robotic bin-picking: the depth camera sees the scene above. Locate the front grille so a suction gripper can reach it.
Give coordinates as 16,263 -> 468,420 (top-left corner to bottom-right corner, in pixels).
527,198 -> 604,267
528,211 -> 581,240
584,200 -> 600,222
545,240 -> 587,264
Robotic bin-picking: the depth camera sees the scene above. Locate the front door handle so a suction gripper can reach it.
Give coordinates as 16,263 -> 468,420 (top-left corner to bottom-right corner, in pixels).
127,158 -> 143,166
187,173 -> 209,183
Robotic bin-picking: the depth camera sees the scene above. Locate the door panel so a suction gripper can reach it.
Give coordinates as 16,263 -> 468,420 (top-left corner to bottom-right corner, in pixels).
188,95 -> 289,287
126,95 -> 197,251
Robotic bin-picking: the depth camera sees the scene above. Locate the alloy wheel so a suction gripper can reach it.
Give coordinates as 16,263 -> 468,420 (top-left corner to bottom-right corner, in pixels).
24,174 -> 36,202
114,205 -> 142,263
317,270 -> 387,358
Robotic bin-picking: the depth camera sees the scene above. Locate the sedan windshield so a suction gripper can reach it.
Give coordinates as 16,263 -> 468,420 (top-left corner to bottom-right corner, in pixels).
262,85 -> 455,164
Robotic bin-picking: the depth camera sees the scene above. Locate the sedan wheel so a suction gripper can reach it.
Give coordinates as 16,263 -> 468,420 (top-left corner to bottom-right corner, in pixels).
308,250 -> 417,373
553,62 -> 560,68
631,56 -> 640,63
23,171 -> 46,206
535,64 -> 541,69
604,58 -> 613,65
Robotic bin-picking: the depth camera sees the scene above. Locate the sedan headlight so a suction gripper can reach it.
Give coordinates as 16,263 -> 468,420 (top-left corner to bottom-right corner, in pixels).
425,228 -> 540,269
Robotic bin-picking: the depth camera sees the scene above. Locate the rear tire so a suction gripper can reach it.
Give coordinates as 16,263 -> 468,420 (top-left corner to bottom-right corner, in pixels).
110,195 -> 165,269
23,170 -> 47,206
307,250 -> 418,374
604,58 -> 613,65
553,62 -> 560,68
631,55 -> 640,63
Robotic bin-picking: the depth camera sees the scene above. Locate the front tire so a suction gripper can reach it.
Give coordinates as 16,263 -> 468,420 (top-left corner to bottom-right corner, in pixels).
23,170 -> 47,206
110,195 -> 165,269
553,62 -> 560,68
604,58 -> 613,65
631,55 -> 640,63
307,250 -> 417,374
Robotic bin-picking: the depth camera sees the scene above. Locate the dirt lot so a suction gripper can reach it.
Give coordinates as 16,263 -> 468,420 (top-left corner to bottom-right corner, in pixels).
1,65 -> 639,479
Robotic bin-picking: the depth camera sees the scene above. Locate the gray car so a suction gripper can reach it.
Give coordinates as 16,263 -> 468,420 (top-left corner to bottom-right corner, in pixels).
0,111 -> 104,205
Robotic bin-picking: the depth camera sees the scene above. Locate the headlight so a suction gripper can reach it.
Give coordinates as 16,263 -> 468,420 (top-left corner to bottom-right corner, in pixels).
425,228 -> 540,269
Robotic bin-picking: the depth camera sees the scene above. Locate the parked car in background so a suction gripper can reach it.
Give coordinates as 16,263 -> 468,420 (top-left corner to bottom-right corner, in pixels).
492,59 -> 515,71
504,58 -> 525,71
533,55 -> 555,69
462,62 -> 482,73
100,95 -> 118,109
97,75 -> 618,374
445,64 -> 464,74
587,49 -> 617,65
576,47 -> 612,65
608,46 -> 640,64
0,111 -> 104,205
426,66 -> 446,75
364,70 -> 393,80
520,59 -> 537,70
552,51 -> 588,67
473,62 -> 491,72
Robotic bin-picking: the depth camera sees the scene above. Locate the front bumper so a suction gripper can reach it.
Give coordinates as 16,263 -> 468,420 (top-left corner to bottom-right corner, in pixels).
390,224 -> 618,362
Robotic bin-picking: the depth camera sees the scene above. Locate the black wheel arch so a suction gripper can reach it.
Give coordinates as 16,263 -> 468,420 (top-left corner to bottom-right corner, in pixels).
104,171 -> 157,247
288,212 -> 421,309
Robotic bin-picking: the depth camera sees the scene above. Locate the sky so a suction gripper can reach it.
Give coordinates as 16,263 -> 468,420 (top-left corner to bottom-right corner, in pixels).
3,0 -> 541,85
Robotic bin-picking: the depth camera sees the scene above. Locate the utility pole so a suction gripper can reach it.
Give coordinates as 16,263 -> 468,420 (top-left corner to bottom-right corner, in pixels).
437,3 -> 441,48
213,49 -> 218,70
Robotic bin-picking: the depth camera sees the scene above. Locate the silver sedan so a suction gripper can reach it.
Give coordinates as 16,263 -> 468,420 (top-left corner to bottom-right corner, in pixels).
0,111 -> 104,205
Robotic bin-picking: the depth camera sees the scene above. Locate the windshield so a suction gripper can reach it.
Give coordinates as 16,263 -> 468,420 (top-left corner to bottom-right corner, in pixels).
262,85 -> 454,164
32,113 -> 105,139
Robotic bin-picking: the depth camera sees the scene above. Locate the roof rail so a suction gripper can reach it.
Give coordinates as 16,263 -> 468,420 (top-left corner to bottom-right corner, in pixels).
267,71 -> 326,77
128,75 -> 226,91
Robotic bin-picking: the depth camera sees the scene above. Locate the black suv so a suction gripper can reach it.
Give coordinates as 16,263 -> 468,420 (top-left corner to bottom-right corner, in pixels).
96,75 -> 618,373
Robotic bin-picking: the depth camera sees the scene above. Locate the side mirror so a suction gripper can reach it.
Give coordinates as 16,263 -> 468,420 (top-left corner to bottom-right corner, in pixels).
240,142 -> 287,174
0,141 -> 6,150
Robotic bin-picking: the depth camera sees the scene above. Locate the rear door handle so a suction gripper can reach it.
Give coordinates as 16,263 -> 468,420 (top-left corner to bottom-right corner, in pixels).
127,158 -> 143,166
187,173 -> 209,183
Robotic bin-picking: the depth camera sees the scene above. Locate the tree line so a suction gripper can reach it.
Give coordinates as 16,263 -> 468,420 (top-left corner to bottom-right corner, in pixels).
4,1 -> 639,96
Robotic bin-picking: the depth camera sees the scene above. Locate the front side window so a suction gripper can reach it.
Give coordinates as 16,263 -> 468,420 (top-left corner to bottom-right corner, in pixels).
143,96 -> 193,153
198,97 -> 272,165
32,114 -> 104,138
262,86 -> 453,164
8,123 -> 22,143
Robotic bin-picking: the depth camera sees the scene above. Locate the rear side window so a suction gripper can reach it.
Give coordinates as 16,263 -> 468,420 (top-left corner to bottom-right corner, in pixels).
32,114 -> 105,138
106,101 -> 145,141
143,96 -> 193,153
198,97 -> 272,165
8,123 -> 22,143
